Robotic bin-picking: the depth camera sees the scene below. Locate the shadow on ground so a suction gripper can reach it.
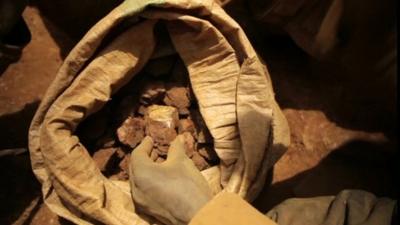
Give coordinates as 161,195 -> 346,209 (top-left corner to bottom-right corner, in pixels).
255,35 -> 397,136
0,101 -> 40,149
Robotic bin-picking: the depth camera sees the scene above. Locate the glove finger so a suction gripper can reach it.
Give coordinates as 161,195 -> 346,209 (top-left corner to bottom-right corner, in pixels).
130,136 -> 154,169
166,135 -> 188,162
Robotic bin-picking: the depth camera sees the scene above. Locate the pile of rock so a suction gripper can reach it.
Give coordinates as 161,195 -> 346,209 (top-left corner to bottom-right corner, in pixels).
76,64 -> 219,180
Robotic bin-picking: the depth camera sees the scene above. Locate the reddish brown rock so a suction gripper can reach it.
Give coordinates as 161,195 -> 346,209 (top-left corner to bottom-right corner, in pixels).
146,120 -> 177,146
182,132 -> 195,158
178,119 -> 196,135
92,148 -> 117,172
117,117 -> 145,148
146,105 -> 178,154
179,108 -> 190,116
115,147 -> 126,159
198,145 -> 219,164
146,105 -> 179,129
191,152 -> 210,171
163,85 -> 191,115
140,81 -> 165,105
137,105 -> 147,116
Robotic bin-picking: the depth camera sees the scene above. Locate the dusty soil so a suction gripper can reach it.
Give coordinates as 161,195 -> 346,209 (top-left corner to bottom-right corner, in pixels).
0,5 -> 397,225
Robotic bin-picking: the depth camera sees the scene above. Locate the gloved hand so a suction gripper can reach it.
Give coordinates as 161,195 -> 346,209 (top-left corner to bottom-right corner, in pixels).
129,135 -> 213,225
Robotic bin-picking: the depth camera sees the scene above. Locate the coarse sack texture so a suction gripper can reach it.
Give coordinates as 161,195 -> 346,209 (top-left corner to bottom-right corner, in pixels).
266,190 -> 397,225
28,0 -> 290,224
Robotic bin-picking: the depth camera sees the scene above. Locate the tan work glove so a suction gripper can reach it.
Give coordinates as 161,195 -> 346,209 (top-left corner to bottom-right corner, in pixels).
129,135 -> 213,225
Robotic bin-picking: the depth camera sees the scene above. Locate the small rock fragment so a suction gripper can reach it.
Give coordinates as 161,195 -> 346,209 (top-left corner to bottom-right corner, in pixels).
92,148 -> 117,172
147,105 -> 179,129
191,152 -> 210,171
180,108 -> 190,116
137,105 -> 147,116
146,105 -> 178,154
140,81 -> 166,105
115,147 -> 126,158
146,121 -> 177,147
163,85 -> 191,115
117,117 -> 145,148
178,119 -> 196,135
182,132 -> 195,158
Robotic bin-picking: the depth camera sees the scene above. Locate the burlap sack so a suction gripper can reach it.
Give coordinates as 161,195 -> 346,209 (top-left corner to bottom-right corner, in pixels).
28,0 -> 289,224
267,190 -> 397,225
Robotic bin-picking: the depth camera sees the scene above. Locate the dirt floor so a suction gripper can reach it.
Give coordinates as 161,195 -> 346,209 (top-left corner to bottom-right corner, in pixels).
0,6 -> 397,225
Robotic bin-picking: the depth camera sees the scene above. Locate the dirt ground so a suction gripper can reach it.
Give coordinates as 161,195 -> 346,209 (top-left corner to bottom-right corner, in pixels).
0,6 -> 397,225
